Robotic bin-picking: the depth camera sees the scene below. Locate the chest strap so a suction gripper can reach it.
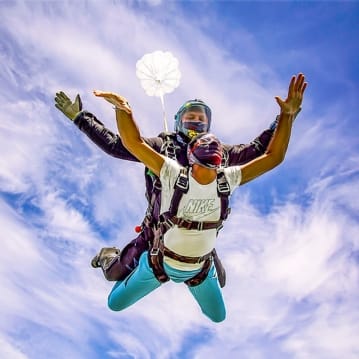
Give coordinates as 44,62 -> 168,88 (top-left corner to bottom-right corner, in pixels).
167,216 -> 223,231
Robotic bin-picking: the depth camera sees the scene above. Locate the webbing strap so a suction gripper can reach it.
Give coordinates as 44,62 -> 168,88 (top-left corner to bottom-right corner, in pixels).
143,177 -> 162,227
160,167 -> 230,236
143,134 -> 179,228
216,170 -> 231,220
168,167 -> 189,217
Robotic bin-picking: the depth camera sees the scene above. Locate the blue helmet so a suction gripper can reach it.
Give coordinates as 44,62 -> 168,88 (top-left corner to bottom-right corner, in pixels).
174,99 -> 212,140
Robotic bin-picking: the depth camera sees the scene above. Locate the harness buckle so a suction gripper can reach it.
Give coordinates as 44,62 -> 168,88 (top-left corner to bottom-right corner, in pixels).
153,178 -> 162,191
177,218 -> 192,229
150,247 -> 160,256
160,136 -> 180,160
196,221 -> 204,231
218,181 -> 230,194
165,217 -> 175,228
175,172 -> 189,192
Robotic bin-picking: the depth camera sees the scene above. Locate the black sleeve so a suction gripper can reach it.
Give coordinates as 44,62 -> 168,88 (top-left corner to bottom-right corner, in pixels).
224,128 -> 274,166
73,111 -> 163,161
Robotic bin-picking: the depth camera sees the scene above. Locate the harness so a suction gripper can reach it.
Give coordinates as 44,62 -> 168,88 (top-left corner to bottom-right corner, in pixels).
148,165 -> 231,286
142,133 -> 180,229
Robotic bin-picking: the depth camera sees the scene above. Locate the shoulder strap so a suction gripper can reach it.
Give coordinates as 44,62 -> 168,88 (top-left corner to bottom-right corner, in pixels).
168,167 -> 189,217
216,169 -> 231,220
166,167 -> 231,222
143,134 -> 180,228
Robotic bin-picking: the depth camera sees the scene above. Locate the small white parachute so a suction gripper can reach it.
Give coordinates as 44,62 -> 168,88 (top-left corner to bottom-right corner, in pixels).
136,51 -> 181,131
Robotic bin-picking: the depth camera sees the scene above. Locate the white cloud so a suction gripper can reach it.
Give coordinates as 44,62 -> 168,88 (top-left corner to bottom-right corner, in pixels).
0,1 -> 358,358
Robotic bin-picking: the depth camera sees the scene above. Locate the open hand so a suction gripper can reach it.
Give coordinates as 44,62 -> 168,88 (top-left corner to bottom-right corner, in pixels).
93,90 -> 132,115
54,91 -> 82,120
275,73 -> 307,116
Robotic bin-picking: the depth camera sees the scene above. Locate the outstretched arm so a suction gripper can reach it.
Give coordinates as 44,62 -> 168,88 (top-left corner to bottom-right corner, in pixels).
54,91 -> 164,160
240,73 -> 307,185
93,91 -> 164,177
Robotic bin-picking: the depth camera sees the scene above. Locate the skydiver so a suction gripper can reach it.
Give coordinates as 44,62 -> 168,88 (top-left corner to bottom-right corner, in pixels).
54,78 -> 301,286
92,73 -> 307,322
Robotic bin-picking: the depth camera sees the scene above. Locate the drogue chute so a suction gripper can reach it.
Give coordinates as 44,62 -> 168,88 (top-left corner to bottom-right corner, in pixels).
136,51 -> 181,132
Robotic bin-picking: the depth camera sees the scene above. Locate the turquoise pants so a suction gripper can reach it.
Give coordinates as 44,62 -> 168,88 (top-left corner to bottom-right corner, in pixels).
108,251 -> 226,323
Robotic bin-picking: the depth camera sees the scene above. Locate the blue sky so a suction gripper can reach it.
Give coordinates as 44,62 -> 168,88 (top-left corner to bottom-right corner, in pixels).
1,1 -> 358,358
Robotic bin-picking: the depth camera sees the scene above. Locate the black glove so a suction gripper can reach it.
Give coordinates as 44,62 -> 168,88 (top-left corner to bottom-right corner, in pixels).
54,91 -> 82,120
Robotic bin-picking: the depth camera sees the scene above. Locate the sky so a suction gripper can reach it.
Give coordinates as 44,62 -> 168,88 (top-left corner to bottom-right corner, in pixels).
1,0 -> 358,358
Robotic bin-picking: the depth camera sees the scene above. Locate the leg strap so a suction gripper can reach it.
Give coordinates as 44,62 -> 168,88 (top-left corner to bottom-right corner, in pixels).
148,228 -> 213,286
148,232 -> 170,283
185,258 -> 212,287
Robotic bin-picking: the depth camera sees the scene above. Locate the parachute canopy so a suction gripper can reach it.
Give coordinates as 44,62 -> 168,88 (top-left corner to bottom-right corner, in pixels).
136,51 -> 181,97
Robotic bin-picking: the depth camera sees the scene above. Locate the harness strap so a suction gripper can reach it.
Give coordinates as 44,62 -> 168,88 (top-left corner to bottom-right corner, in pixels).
147,145 -> 231,287
148,228 -> 169,283
143,134 -> 181,229
143,175 -> 162,228
168,167 -> 189,217
169,216 -> 223,231
160,133 -> 180,160
217,169 -> 231,220
148,240 -> 212,286
163,247 -> 213,264
148,225 -> 214,286
185,257 -> 212,287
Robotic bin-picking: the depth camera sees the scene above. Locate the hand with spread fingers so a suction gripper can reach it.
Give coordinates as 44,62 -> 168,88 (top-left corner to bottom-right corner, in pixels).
54,91 -> 83,120
275,73 -> 307,116
93,90 -> 132,115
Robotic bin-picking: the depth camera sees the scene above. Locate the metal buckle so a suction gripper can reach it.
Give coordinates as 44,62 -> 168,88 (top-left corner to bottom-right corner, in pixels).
196,252 -> 211,264
178,218 -> 192,229
161,140 -> 179,161
166,145 -> 177,160
153,179 -> 162,191
218,181 -> 230,194
196,222 -> 204,231
166,218 -> 175,228
196,255 -> 204,264
176,172 -> 189,191
150,247 -> 160,256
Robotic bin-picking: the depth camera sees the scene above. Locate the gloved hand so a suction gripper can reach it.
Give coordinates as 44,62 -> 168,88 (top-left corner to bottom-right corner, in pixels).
54,91 -> 82,120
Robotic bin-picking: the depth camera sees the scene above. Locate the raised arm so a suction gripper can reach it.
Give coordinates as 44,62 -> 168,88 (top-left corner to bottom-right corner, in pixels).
93,91 -> 164,177
54,91 -> 165,160
240,73 -> 307,185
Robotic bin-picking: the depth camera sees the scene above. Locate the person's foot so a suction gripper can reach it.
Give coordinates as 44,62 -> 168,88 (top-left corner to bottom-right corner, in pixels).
91,247 -> 121,269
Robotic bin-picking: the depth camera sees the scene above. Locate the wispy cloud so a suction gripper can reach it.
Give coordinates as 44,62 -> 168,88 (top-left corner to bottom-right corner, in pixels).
0,1 -> 358,358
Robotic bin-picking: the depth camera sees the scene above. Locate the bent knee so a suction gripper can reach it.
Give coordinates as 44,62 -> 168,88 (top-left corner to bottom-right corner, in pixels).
108,295 -> 125,312
211,313 -> 226,323
205,309 -> 226,323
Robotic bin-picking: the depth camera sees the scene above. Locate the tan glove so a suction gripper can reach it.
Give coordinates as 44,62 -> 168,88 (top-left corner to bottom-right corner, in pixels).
54,91 -> 82,120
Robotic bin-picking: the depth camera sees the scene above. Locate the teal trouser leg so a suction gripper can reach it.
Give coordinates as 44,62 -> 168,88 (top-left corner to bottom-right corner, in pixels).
164,260 -> 226,322
108,251 -> 226,323
187,265 -> 226,322
108,252 -> 161,311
